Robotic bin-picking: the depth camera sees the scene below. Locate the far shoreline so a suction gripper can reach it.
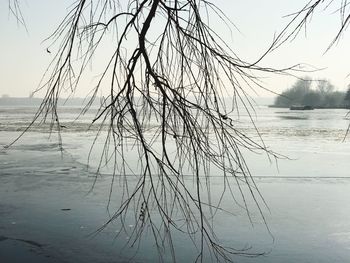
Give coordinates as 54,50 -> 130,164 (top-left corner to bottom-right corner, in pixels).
268,105 -> 350,109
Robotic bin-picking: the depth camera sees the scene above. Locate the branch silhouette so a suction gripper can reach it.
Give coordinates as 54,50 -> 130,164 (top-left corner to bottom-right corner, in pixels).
7,0 -> 350,262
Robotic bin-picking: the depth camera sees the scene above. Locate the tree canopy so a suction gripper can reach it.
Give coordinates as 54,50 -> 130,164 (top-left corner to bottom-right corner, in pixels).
274,77 -> 347,108
345,85 -> 350,104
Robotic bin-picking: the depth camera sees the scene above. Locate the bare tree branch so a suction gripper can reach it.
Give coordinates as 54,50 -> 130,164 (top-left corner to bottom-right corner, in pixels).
7,0 -> 350,262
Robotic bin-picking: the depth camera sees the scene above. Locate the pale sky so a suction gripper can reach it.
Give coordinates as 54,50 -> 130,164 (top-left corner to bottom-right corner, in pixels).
0,0 -> 349,98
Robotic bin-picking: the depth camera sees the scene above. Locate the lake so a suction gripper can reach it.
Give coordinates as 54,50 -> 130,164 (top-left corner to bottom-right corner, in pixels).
1,105 -> 350,262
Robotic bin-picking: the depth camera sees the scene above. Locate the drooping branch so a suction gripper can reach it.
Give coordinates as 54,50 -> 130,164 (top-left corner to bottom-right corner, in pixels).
28,2 -> 281,261
8,0 -> 350,262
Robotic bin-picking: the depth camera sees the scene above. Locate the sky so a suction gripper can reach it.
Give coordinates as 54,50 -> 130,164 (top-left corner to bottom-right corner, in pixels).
0,0 -> 349,98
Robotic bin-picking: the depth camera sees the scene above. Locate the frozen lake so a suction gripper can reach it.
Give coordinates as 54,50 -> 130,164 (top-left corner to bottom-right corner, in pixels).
1,105 -> 350,262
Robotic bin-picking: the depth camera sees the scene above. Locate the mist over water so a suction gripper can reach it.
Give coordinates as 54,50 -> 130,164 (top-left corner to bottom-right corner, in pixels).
1,105 -> 350,262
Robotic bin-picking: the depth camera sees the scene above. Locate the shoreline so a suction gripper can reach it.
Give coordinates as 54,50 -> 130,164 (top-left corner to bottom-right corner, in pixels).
268,105 -> 350,109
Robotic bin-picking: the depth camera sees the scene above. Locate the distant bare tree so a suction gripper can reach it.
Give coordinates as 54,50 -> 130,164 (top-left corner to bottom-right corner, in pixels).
7,0 -> 350,262
345,85 -> 350,105
317,79 -> 334,94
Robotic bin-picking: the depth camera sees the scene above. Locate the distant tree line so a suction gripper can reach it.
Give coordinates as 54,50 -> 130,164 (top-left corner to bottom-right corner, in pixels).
274,77 -> 350,108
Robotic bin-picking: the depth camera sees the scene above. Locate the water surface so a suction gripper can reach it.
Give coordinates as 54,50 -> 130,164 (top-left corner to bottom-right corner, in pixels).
1,105 -> 350,262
